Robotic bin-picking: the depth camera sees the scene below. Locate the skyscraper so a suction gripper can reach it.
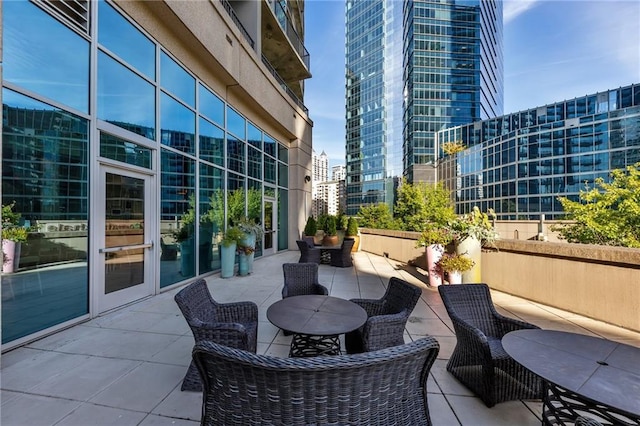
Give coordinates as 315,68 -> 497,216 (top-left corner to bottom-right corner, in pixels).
345,0 -> 503,214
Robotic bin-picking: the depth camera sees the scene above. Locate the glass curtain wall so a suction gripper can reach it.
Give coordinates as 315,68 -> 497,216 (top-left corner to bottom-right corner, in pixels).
2,0 -> 289,344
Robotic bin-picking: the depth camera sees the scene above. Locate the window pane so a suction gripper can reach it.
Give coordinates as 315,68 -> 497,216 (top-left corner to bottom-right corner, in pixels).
264,134 -> 277,157
247,179 -> 263,257
161,51 -> 195,107
248,123 -> 262,149
161,93 -> 195,154
199,163 -> 224,274
160,149 -> 195,287
227,173 -> 246,225
199,84 -> 224,127
4,1 -> 89,113
199,118 -> 224,166
2,89 -> 89,344
227,133 -> 245,174
278,161 -> 288,188
264,155 -> 276,184
98,0 -> 155,79
100,132 -> 152,169
227,107 -> 246,139
98,51 -> 155,139
248,146 -> 262,179
278,189 -> 288,251
278,143 -> 289,163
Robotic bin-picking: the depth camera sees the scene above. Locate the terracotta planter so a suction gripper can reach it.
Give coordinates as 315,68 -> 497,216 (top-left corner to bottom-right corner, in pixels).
322,235 -> 339,247
425,244 -> 444,287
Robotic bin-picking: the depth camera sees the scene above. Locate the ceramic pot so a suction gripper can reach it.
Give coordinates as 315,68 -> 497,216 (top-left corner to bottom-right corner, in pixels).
425,244 -> 445,287
456,236 -> 481,283
220,242 -> 237,278
447,270 -> 462,285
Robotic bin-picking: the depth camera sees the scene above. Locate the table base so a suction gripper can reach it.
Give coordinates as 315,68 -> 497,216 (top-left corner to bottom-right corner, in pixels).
289,334 -> 340,357
542,382 -> 640,426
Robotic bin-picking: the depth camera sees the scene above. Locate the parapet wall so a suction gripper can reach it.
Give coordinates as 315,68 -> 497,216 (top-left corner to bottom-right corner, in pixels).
360,228 -> 640,332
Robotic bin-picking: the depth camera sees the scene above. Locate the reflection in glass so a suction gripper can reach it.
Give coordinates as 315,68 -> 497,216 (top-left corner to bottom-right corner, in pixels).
200,164 -> 224,274
248,123 -> 262,149
100,132 -> 152,169
264,200 -> 274,250
199,84 -> 224,126
160,149 -> 195,288
227,134 -> 246,174
4,1 -> 89,113
105,248 -> 144,294
248,146 -> 262,179
227,106 -> 246,139
248,179 -> 263,257
1,90 -> 89,344
98,0 -> 155,79
98,51 -> 155,139
227,173 -> 246,225
264,134 -> 277,158
264,155 -> 276,184
278,161 -> 288,188
278,189 -> 288,250
161,93 -> 195,154
278,143 -> 289,163
199,118 -> 224,166
161,51 -> 195,107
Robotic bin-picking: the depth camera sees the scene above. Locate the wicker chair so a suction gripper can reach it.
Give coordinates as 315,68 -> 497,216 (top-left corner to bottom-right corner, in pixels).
296,240 -> 322,264
302,235 -> 316,247
438,283 -> 542,407
282,262 -> 329,298
174,279 -> 258,391
345,277 -> 422,354
193,337 -> 440,426
329,238 -> 355,267
575,417 -> 604,426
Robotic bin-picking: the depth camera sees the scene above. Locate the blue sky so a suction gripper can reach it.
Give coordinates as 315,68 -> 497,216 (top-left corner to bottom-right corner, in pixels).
304,0 -> 640,167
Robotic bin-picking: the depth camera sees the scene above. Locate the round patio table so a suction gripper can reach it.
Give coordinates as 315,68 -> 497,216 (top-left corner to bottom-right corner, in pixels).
267,295 -> 367,357
502,329 -> 640,425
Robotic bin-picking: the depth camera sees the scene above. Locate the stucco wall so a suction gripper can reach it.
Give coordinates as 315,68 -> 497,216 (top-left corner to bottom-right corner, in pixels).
360,229 -> 640,332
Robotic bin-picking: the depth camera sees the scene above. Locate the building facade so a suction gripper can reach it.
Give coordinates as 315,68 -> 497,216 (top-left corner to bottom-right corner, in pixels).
437,83 -> 640,219
331,164 -> 346,181
345,0 -> 502,215
1,0 -> 312,349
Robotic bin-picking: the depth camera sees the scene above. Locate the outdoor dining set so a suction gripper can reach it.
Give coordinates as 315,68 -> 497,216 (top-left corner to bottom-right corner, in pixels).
174,258 -> 640,425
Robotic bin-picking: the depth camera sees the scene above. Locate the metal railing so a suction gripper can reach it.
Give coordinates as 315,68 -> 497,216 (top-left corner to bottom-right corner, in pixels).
219,0 -> 255,49
268,0 -> 310,70
262,55 -> 308,115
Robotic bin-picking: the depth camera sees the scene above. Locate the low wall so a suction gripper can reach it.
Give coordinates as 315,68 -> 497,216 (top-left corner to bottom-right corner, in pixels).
359,228 -> 640,332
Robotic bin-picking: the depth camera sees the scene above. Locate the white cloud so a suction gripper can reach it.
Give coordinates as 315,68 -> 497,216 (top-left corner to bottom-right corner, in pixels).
503,0 -> 540,24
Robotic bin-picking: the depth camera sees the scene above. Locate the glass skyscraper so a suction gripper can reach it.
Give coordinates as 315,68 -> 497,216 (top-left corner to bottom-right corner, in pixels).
345,0 -> 503,214
437,83 -> 640,219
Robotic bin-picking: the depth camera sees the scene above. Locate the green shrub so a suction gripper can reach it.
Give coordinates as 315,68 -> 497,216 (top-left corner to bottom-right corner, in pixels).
346,217 -> 359,237
325,216 -> 337,236
303,216 -> 317,236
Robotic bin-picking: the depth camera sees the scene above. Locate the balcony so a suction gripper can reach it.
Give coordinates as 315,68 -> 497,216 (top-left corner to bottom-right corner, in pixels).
261,0 -> 311,92
2,249 -> 638,424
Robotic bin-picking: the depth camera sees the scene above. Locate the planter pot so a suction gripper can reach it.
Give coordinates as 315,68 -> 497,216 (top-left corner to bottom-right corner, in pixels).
2,240 -> 20,273
425,244 -> 445,287
240,232 -> 256,274
322,235 -> 339,247
220,242 -> 237,278
447,270 -> 462,285
179,239 -> 195,277
238,253 -> 249,276
456,236 -> 482,283
347,235 -> 360,252
314,231 -> 325,246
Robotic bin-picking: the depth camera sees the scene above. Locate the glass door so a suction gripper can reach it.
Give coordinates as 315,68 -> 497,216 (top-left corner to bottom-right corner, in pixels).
96,165 -> 154,313
263,198 -> 277,255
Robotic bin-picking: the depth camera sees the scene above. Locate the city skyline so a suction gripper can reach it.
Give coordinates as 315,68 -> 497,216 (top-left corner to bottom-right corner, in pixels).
305,0 -> 640,167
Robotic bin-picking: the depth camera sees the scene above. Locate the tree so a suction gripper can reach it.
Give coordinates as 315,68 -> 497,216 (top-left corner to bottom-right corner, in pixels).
553,164 -> 640,247
357,203 -> 401,230
393,180 -> 456,232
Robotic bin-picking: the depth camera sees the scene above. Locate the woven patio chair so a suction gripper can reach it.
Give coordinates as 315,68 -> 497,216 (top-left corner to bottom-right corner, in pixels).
575,416 -> 604,426
329,237 -> 355,267
438,283 -> 542,407
296,240 -> 321,264
302,235 -> 316,247
282,262 -> 329,298
345,277 -> 422,354
174,278 -> 258,391
193,337 -> 440,426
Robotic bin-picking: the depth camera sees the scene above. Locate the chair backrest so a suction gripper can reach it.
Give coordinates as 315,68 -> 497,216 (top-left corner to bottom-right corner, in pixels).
438,283 -> 501,336
283,262 -> 320,297
381,277 -> 422,315
341,238 -> 355,253
193,337 -> 440,425
296,240 -> 310,254
302,235 -> 315,247
174,279 -> 218,326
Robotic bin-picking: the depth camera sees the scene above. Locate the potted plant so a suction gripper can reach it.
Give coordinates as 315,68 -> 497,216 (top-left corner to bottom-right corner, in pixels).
2,202 -> 28,273
436,253 -> 475,285
345,217 -> 360,252
236,244 -> 255,276
220,226 -> 244,278
236,217 -> 263,274
416,226 -> 452,287
322,215 -> 338,246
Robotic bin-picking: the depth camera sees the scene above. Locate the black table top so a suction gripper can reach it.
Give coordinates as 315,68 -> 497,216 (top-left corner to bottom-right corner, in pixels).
502,329 -> 640,416
267,295 -> 367,336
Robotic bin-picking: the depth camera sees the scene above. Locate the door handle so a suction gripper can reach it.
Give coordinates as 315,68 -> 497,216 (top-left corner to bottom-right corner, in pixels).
100,242 -> 153,253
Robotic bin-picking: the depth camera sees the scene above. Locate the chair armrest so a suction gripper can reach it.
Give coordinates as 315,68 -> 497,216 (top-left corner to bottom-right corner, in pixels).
314,284 -> 329,295
494,313 -> 540,335
217,301 -> 259,323
191,321 -> 252,350
449,316 -> 493,363
350,298 -> 385,316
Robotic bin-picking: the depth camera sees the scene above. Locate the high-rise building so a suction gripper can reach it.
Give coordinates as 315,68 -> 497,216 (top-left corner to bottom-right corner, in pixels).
312,149 -> 329,183
437,83 -> 640,219
332,165 -> 346,181
1,0 -> 311,348
345,0 -> 502,214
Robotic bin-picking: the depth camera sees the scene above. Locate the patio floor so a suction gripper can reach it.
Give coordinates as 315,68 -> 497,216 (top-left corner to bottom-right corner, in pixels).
2,250 -> 639,426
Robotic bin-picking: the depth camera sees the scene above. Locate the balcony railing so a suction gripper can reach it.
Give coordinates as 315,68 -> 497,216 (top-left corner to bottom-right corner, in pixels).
219,0 -> 255,49
262,54 -> 308,115
268,0 -> 310,70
